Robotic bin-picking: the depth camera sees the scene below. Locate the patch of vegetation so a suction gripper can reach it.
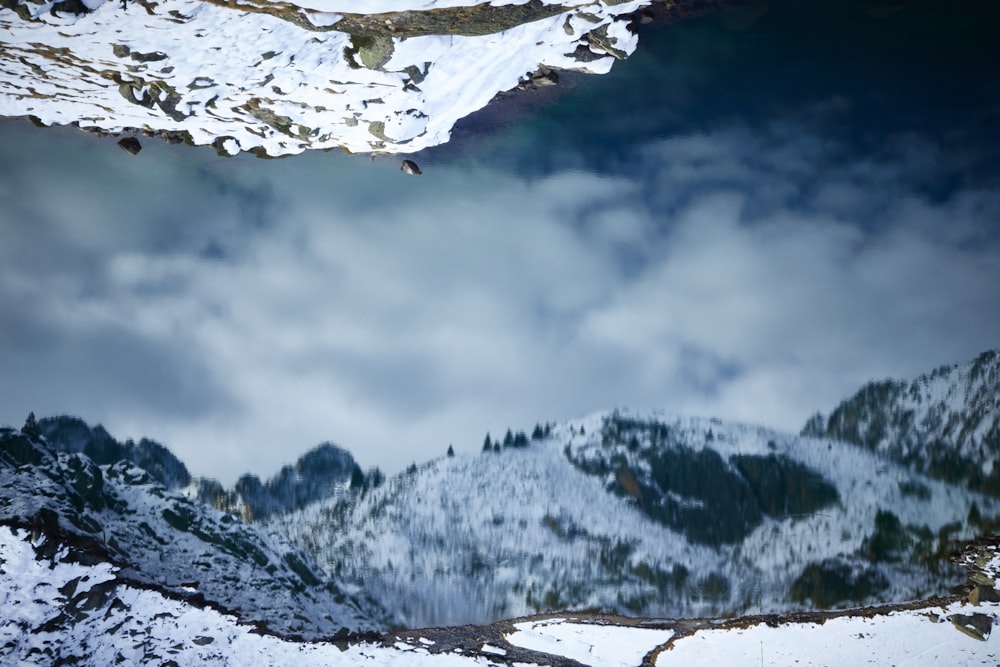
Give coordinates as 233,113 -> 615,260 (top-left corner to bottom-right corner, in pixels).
860,510 -> 911,563
898,479 -> 932,500
640,445 -> 762,547
789,558 -> 889,608
731,453 -> 839,519
580,415 -> 839,547
540,513 -> 589,541
696,572 -> 731,604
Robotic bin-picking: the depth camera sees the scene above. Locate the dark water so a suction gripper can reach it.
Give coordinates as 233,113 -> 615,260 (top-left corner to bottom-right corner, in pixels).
445,0 -> 1000,185
0,0 -> 998,483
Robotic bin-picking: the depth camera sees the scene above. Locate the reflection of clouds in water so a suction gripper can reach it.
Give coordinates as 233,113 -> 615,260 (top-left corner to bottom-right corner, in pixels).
0,111 -> 998,484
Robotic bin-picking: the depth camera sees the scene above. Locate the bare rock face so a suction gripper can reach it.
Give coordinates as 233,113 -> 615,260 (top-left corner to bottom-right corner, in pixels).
116,136 -> 141,155
400,159 -> 422,176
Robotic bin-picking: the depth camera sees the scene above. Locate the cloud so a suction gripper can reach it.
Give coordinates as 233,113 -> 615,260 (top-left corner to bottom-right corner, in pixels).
1,79 -> 999,486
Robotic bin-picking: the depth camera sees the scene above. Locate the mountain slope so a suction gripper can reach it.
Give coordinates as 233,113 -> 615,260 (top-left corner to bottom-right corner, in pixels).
271,410 -> 997,628
0,425 -> 387,638
803,350 -> 1000,495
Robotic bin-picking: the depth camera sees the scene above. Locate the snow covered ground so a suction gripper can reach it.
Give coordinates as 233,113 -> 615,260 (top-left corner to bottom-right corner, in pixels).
2,522 -> 997,665
507,617 -> 673,665
1,0 -> 648,155
659,605 -> 996,666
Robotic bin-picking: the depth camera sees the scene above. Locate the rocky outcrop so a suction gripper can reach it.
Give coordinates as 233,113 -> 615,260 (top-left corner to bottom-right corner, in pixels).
36,415 -> 191,489
0,424 -> 386,637
192,442 -> 366,522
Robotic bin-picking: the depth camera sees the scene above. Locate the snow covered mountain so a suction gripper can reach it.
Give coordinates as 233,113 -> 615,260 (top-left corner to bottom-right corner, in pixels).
190,442 -> 368,522
803,349 -> 1000,496
2,350 -> 1000,662
270,410 -> 998,628
35,414 -> 369,522
0,0 -> 727,156
0,424 -> 388,638
34,414 -> 192,489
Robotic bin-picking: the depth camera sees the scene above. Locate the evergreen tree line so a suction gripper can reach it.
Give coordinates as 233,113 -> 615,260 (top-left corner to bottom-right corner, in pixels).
481,422 -> 553,453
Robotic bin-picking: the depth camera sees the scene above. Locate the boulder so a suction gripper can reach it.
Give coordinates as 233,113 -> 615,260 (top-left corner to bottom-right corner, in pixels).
400,159 -> 422,176
117,136 -> 141,155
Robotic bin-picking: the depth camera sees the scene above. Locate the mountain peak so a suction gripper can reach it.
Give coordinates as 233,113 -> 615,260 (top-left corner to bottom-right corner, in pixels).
803,349 -> 1000,495
34,415 -> 191,489
194,440 -> 365,521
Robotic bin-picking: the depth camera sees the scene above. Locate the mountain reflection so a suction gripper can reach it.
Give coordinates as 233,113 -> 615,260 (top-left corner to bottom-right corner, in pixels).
0,0 -> 998,484
0,0 -> 649,156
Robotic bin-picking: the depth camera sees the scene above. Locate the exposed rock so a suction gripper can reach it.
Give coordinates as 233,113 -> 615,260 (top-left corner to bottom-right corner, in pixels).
116,136 -> 141,155
531,66 -> 559,87
949,612 -> 993,641
400,159 -> 422,176
37,416 -> 190,489
191,441 -> 364,521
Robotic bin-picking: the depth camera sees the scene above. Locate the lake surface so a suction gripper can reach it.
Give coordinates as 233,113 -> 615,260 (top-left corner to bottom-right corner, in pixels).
1,0 -> 998,483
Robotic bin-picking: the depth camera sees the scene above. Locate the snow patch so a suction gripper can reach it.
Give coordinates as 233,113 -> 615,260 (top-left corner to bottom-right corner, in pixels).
508,619 -> 673,666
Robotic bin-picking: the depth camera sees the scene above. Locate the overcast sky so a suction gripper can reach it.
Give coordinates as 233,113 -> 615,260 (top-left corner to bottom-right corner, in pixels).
1,4 -> 998,485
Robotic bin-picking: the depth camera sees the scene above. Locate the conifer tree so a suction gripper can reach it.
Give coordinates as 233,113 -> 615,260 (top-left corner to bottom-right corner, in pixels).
22,411 -> 38,437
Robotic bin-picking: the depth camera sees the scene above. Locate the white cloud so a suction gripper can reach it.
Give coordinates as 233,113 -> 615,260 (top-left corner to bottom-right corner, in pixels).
1,110 -> 998,485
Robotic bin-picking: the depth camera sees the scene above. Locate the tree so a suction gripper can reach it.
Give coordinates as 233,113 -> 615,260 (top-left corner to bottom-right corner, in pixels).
350,464 -> 366,491
447,444 -> 455,458
22,412 -> 38,437
513,431 -> 529,448
531,424 -> 544,440
503,429 -> 514,448
483,434 -> 493,453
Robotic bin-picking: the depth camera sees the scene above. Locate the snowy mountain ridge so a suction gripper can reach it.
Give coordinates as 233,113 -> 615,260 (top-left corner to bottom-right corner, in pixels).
33,414 -> 193,489
35,414 -> 370,523
189,441 -> 366,522
270,409 -> 998,628
804,349 -> 1000,496
0,425 -> 387,638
